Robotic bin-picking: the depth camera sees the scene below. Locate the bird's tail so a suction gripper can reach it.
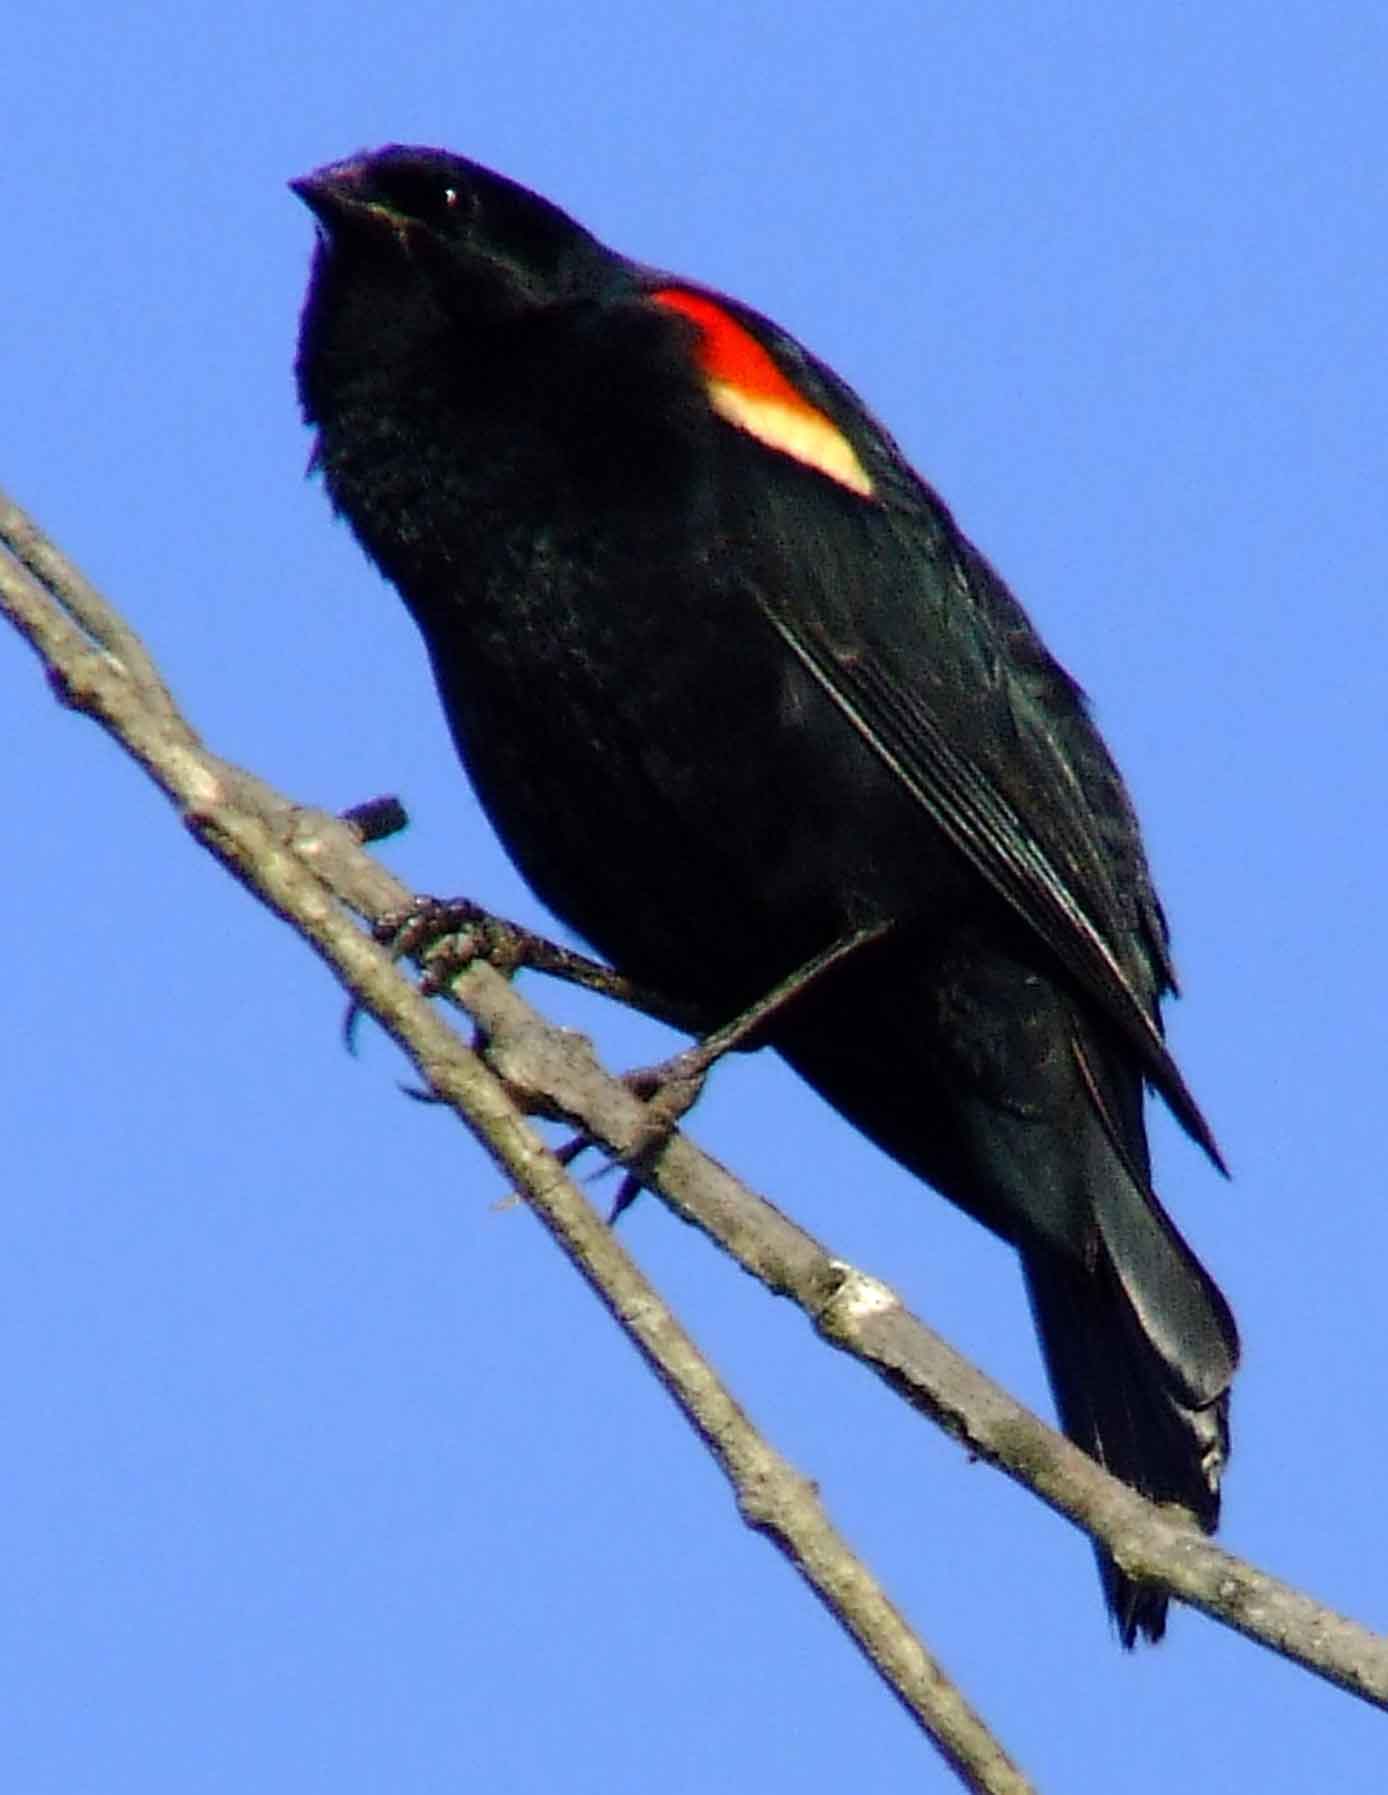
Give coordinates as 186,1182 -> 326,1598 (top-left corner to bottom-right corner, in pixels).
1022,1191 -> 1236,1644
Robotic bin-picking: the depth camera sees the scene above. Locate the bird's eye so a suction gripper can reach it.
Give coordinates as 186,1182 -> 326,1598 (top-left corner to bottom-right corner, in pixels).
430,180 -> 477,232
374,168 -> 472,230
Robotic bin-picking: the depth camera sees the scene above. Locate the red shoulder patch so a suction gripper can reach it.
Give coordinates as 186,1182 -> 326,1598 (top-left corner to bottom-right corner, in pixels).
652,287 -> 874,499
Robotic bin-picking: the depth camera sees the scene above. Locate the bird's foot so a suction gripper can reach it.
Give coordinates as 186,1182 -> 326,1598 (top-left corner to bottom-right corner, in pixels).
601,922 -> 895,1221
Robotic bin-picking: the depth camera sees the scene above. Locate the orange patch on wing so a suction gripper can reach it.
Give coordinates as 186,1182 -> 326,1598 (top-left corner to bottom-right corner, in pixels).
652,287 -> 874,498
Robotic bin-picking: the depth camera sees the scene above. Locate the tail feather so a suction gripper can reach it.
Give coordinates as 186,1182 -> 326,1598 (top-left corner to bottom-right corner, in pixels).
1090,1163 -> 1238,1410
771,949 -> 1238,1643
1071,1027 -> 1237,1407
1023,1244 -> 1233,1645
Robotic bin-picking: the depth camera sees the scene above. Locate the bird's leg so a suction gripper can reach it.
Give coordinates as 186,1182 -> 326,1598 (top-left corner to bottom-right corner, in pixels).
624,918 -> 895,1114
345,895 -> 705,1051
357,895 -> 892,1225
603,918 -> 895,1219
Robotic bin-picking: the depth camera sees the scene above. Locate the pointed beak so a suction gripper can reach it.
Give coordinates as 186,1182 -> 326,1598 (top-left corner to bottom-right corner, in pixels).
290,163 -> 396,240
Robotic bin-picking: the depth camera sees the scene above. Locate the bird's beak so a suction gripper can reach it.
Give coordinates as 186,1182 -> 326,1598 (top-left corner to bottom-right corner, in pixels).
290,163 -> 401,243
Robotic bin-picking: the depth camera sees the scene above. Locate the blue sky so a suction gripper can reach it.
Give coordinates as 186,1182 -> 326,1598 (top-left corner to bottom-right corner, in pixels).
5,4 -> 1385,1790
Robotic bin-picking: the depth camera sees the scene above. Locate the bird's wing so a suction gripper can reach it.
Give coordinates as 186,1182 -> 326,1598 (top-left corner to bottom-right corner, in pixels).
645,278 -> 1220,1167
748,538 -> 1222,1169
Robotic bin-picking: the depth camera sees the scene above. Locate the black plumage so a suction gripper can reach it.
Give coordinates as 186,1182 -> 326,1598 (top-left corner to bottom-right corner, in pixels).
293,146 -> 1238,1642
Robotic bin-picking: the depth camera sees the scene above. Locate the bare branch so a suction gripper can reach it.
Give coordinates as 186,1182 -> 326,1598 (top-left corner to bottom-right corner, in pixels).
2,485 -> 1036,1793
456,961 -> 1388,1708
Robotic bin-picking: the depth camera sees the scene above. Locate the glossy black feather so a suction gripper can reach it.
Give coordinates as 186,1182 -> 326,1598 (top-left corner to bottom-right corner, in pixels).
293,146 -> 1239,1643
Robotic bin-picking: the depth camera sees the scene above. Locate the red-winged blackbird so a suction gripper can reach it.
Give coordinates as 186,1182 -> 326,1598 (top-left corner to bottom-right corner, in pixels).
293,146 -> 1238,1644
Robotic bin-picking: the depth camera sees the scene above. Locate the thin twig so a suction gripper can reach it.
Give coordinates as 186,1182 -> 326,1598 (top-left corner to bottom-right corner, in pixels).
0,488 -> 177,715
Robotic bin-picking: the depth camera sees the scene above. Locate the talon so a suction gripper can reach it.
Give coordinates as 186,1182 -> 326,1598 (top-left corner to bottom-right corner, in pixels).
515,1042 -> 714,1225
608,1173 -> 645,1225
372,895 -> 489,966
344,897 -> 489,1052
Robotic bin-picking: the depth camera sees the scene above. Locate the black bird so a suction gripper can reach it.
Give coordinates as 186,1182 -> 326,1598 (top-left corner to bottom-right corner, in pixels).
292,145 -> 1237,1643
